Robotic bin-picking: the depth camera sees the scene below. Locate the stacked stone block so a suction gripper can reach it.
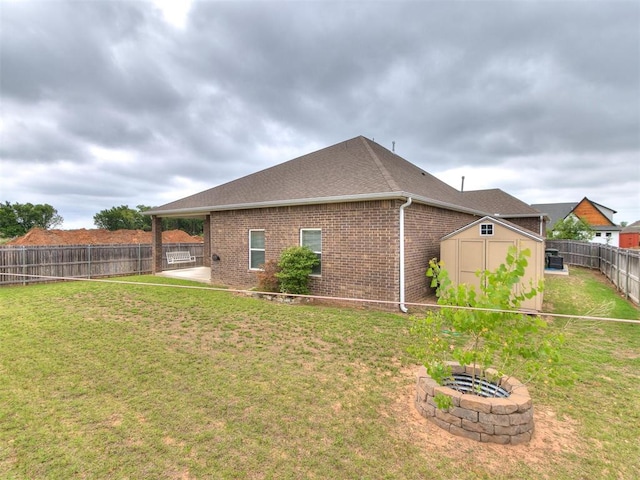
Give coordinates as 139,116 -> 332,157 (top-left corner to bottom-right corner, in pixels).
414,364 -> 534,445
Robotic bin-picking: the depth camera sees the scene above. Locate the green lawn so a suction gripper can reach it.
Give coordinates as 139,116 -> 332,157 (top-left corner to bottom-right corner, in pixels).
0,267 -> 638,479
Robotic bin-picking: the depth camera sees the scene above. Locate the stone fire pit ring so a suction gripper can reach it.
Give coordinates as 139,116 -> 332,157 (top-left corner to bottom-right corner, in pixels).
414,363 -> 534,445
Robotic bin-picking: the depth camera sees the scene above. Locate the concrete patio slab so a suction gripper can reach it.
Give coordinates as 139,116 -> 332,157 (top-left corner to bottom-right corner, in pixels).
157,266 -> 211,284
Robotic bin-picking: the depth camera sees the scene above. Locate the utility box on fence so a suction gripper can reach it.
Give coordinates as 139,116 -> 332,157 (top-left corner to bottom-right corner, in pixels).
439,216 -> 545,312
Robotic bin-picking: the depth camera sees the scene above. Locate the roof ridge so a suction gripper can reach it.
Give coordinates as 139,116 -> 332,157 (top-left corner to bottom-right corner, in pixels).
359,137 -> 401,192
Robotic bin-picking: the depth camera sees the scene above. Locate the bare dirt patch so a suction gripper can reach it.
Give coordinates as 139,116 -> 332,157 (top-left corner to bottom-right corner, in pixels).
390,367 -> 581,476
7,228 -> 203,245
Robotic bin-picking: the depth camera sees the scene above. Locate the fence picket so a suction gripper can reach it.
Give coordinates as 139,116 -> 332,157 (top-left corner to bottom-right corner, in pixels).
0,243 -> 204,286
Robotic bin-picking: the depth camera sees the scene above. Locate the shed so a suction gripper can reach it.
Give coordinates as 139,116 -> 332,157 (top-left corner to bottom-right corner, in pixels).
620,220 -> 640,249
439,216 -> 545,311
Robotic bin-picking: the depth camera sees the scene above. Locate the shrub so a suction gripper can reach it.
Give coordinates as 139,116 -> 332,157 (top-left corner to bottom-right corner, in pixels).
275,246 -> 320,295
256,259 -> 280,292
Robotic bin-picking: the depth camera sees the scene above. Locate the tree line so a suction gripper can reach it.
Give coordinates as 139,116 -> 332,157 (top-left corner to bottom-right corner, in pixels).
0,203 -> 203,239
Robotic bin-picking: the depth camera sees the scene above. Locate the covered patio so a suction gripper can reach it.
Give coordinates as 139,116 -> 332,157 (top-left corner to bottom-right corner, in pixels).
157,266 -> 211,284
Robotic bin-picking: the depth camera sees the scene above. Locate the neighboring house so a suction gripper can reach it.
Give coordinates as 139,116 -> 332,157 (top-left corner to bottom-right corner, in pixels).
532,197 -> 621,246
146,136 -> 545,311
620,221 -> 640,249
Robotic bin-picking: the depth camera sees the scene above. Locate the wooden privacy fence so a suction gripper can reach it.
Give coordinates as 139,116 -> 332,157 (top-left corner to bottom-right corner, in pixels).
0,243 -> 204,286
546,240 -> 640,306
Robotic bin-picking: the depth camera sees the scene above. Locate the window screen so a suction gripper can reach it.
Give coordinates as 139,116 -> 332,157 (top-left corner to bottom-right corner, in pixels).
249,230 -> 265,270
301,229 -> 321,275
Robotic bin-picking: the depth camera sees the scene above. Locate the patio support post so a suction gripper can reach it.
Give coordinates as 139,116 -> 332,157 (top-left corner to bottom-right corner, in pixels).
203,215 -> 211,267
151,215 -> 163,274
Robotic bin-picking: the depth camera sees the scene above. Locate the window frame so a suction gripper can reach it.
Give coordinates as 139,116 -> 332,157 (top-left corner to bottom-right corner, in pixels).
300,228 -> 322,276
479,223 -> 494,236
249,229 -> 265,271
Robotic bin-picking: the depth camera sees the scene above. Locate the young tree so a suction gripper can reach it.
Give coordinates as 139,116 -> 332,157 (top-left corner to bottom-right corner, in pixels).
0,201 -> 63,238
549,215 -> 594,241
410,246 -> 565,400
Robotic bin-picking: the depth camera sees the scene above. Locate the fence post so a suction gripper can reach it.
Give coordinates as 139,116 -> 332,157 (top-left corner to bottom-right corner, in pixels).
138,243 -> 141,274
625,250 -> 630,301
21,246 -> 26,286
615,247 -> 620,293
88,244 -> 92,279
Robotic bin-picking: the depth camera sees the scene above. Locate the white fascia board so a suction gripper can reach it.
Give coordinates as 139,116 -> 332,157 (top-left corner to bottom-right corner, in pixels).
144,191 -> 491,218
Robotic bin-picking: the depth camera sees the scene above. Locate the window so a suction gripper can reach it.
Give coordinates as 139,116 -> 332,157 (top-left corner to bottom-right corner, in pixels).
300,229 -> 322,275
249,230 -> 265,270
605,232 -> 612,238
480,223 -> 494,236
595,232 -> 602,237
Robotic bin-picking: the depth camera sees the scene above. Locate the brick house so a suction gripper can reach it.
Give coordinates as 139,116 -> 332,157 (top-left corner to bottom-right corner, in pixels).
146,136 -> 545,310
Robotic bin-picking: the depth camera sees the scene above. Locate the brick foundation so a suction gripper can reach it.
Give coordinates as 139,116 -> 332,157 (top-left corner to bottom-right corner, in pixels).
414,364 -> 534,445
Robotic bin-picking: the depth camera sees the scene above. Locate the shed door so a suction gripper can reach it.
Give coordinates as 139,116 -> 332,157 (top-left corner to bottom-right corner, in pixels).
459,239 -> 517,289
486,241 -> 516,272
459,240 -> 484,289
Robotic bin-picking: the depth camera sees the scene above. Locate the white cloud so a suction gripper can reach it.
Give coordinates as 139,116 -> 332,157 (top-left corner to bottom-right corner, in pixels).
152,0 -> 193,29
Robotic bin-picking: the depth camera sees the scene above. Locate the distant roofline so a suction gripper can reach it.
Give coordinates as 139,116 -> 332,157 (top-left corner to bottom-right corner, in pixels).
581,197 -> 617,215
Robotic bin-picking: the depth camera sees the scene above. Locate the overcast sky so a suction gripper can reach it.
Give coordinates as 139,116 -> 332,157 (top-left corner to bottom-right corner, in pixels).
1,0 -> 639,229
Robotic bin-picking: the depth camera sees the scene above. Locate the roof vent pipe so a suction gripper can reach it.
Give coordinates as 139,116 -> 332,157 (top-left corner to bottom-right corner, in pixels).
461,176 -> 465,192
399,196 -> 412,313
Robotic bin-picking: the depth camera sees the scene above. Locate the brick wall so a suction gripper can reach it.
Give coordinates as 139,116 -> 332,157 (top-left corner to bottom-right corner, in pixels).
506,217 -> 545,236
207,200 -> 539,308
209,200 -> 401,304
404,204 -> 477,302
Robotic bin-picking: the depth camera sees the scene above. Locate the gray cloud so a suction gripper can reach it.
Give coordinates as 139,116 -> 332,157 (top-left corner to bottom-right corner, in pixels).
1,0 -> 638,228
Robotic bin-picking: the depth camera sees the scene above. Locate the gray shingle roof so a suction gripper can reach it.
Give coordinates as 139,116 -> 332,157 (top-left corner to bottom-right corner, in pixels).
622,220 -> 640,233
531,202 -> 577,227
461,189 -> 543,217
148,136 -> 538,218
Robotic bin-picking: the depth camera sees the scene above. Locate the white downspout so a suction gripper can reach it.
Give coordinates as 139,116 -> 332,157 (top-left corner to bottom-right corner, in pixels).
399,197 -> 412,313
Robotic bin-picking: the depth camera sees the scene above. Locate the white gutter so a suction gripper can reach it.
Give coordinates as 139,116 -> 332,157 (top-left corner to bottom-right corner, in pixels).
399,196 -> 412,313
540,215 -> 544,237
143,191 -> 489,218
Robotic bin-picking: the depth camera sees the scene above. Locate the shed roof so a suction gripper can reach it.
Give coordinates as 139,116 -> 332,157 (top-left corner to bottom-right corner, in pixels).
441,216 -> 544,242
147,136 -> 540,218
622,220 -> 640,233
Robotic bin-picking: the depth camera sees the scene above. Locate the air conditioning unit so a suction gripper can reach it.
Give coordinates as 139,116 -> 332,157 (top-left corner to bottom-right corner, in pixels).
548,255 -> 564,270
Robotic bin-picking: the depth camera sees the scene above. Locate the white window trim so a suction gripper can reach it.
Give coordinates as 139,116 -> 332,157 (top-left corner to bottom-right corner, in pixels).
249,229 -> 265,271
300,228 -> 322,276
480,223 -> 494,236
